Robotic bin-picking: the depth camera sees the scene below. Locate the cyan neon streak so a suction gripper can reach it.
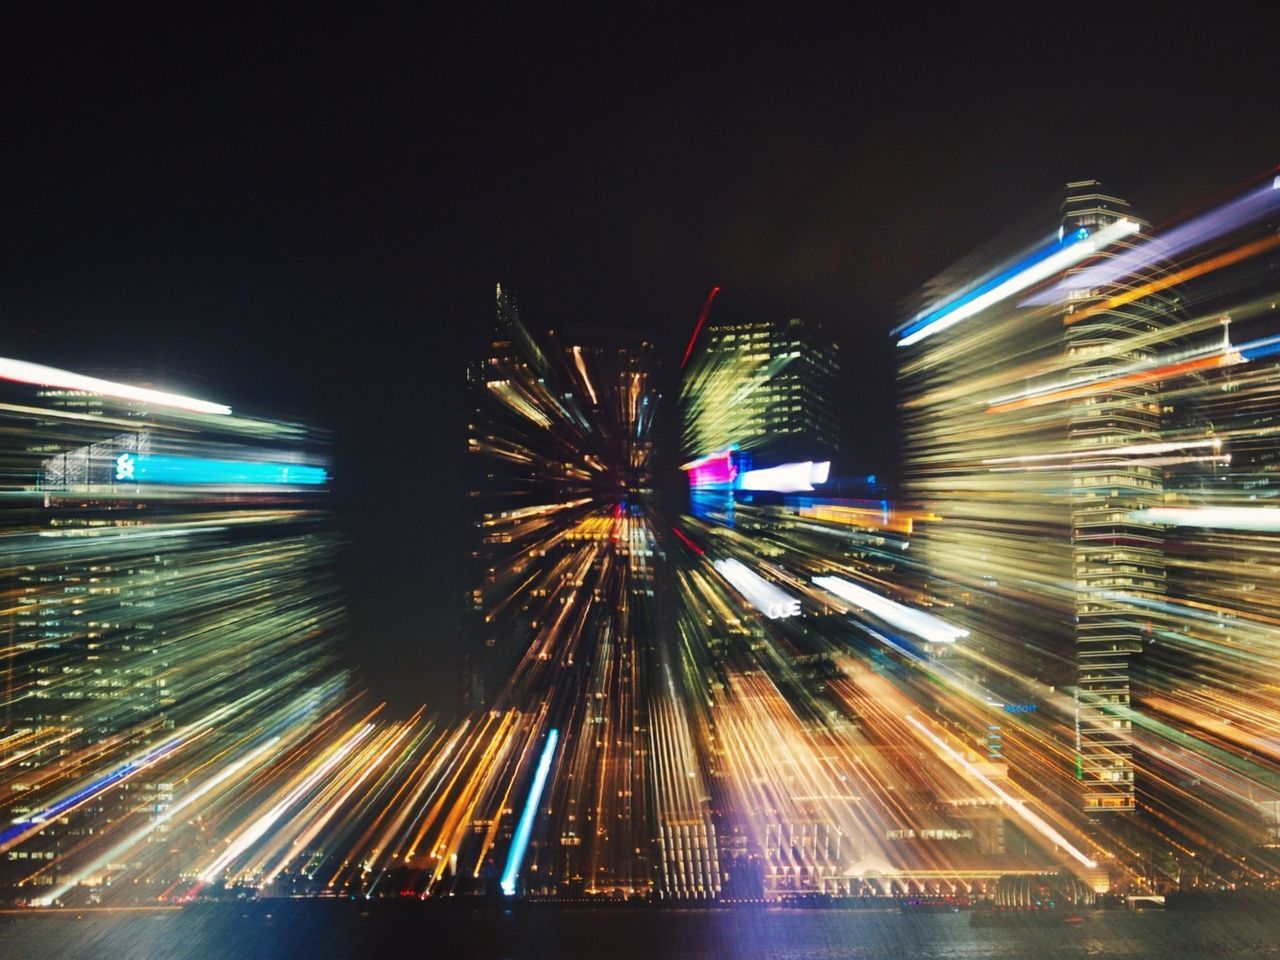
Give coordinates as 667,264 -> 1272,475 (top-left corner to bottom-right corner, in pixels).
119,454 -> 328,486
1238,332 -> 1280,362
500,728 -> 559,896
895,228 -> 1089,344
898,218 -> 1142,346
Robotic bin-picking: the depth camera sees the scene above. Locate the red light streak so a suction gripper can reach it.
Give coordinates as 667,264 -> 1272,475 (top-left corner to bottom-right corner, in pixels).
680,286 -> 721,368
670,525 -> 704,555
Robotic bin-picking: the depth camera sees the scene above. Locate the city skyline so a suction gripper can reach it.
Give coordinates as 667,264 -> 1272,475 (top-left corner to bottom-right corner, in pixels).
7,157 -> 1280,907
6,6 -> 1279,719
10,17 -> 1280,959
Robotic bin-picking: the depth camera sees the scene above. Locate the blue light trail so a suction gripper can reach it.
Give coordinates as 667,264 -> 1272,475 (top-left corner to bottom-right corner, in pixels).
895,227 -> 1090,346
500,728 -> 559,896
119,453 -> 328,485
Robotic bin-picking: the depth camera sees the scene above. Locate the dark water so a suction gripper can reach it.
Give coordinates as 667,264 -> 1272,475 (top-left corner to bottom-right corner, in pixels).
4,903 -> 1280,960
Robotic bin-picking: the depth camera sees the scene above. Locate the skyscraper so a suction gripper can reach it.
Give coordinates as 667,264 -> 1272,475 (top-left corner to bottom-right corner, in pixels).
464,286 -> 660,706
461,286 -> 679,898
681,316 -> 839,465
0,364 -> 343,897
1061,181 -> 1172,815
897,169 -> 1280,880
894,181 -> 1169,838
680,316 -> 839,527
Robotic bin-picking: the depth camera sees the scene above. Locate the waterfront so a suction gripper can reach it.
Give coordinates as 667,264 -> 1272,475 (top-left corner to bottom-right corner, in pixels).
4,904 -> 1280,960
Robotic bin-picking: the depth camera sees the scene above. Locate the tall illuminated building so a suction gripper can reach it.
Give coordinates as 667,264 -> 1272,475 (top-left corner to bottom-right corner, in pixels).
1061,181 -> 1172,816
681,316 -> 838,463
1132,240 -> 1280,860
898,168 -> 1280,880
680,316 -> 839,526
463,286 -> 660,706
462,286 -> 689,899
895,181 -> 1169,833
0,362 -> 343,895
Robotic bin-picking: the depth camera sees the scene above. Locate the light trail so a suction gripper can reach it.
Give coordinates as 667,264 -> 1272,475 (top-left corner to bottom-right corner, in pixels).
500,728 -> 559,896
1025,176 -> 1280,306
714,558 -> 802,620
11,167 -> 1280,905
0,356 -> 231,415
1132,505 -> 1280,530
903,714 -> 1097,870
896,218 -> 1139,347
737,460 -> 830,492
813,574 -> 967,643
680,285 -> 722,368
1064,233 -> 1280,326
199,722 -> 374,882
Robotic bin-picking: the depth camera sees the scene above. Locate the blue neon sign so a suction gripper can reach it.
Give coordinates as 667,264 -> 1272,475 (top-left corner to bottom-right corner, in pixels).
114,453 -> 328,486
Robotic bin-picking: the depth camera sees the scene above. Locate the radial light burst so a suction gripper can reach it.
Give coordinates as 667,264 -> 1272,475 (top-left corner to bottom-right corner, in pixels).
7,167 -> 1280,909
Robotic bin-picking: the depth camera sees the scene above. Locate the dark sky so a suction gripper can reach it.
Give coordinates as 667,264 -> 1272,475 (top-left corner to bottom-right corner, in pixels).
3,6 -> 1278,714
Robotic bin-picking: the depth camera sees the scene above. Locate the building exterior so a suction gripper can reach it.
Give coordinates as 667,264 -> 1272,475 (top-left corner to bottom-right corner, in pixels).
1061,181 -> 1173,815
463,286 -> 660,707
895,181 -> 1174,828
1140,305 -> 1280,859
462,286 -> 694,898
0,367 -> 343,897
898,170 -> 1280,880
679,316 -> 839,529
681,316 -> 839,466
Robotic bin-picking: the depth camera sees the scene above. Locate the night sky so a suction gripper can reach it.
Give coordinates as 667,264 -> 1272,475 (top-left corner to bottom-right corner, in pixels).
3,6 -> 1277,714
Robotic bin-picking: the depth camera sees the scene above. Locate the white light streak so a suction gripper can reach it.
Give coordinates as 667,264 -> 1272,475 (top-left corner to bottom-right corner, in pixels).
714,558 -> 802,619
898,218 -> 1140,347
1132,506 -> 1280,530
813,574 -> 967,643
0,357 -> 232,415
200,724 -> 374,882
571,346 -> 599,406
904,714 -> 1097,870
737,460 -> 831,492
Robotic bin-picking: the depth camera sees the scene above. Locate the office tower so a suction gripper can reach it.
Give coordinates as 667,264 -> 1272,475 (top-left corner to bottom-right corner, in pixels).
897,213 -> 1075,782
1061,181 -> 1171,815
680,316 -> 839,527
894,182 -> 1172,837
898,169 -> 1280,879
461,286 -> 674,898
1138,259 -> 1280,863
464,287 -> 660,700
681,316 -> 839,464
0,364 -> 343,897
